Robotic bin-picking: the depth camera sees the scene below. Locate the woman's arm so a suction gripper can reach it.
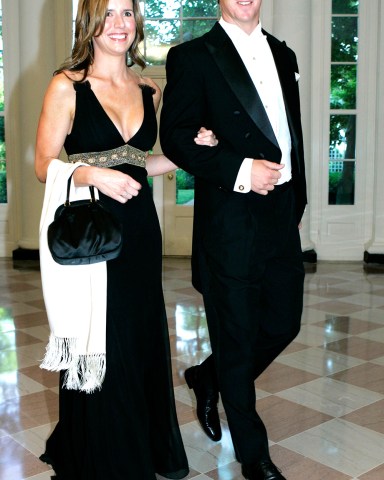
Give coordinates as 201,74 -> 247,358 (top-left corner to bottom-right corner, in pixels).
35,73 -> 141,203
146,127 -> 218,177
34,73 -> 76,183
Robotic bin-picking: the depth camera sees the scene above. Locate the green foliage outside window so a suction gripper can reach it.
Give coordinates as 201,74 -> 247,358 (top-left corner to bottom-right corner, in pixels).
143,0 -> 219,65
332,0 -> 359,15
329,0 -> 359,206
176,169 -> 194,205
330,65 -> 356,109
0,3 -> 6,204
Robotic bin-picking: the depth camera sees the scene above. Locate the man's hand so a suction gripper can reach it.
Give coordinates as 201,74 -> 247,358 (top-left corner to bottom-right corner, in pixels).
251,160 -> 284,195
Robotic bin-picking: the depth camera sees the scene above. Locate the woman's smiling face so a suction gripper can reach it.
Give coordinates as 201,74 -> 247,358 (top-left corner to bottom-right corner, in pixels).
93,0 -> 136,57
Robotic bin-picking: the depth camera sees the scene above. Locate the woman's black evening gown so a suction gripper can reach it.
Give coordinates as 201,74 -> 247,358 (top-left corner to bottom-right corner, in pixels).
40,81 -> 189,480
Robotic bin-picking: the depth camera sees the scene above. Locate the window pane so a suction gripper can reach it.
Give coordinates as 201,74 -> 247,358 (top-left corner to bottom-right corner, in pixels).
182,19 -> 217,42
329,115 -> 356,159
182,2 -> 219,17
145,20 -> 180,65
0,1 -> 6,204
145,1 -> 181,19
0,117 -> 6,203
73,1 -> 218,66
332,0 -> 359,15
176,169 -> 194,205
0,68 -> 3,111
329,161 -> 355,205
331,17 -> 358,62
330,64 -> 357,109
143,0 -> 218,65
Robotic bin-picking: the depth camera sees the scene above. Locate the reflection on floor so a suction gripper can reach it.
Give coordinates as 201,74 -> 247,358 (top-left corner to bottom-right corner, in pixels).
1,257 -> 384,480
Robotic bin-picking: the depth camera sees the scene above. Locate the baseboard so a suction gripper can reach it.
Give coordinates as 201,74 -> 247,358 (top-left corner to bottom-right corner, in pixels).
364,251 -> 384,273
364,251 -> 384,264
302,249 -> 317,263
12,248 -> 40,260
11,247 -> 319,263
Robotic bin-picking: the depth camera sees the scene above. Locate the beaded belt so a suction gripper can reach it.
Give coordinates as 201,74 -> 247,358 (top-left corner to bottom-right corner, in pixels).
68,143 -> 147,168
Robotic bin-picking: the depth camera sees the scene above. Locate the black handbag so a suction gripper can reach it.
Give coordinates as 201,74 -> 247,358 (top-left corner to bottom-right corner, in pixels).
47,173 -> 122,265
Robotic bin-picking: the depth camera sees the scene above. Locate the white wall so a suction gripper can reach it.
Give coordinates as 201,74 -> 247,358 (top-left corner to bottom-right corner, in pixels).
2,0 -> 72,255
3,0 -> 384,260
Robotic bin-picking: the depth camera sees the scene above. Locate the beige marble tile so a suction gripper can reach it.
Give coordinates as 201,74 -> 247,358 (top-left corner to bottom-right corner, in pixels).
357,326 -> 384,342
2,258 -> 384,479
181,421 -> 236,473
0,302 -> 42,317
0,282 -> 39,293
302,294 -> 329,307
14,343 -> 48,369
315,315 -> 383,334
309,300 -> 367,315
18,325 -> 50,343
301,307 -> 333,325
164,290 -> 198,304
0,435 -> 51,480
309,286 -> 356,300
163,278 -> 196,290
348,308 -> 384,324
371,355 -> 384,366
280,418 -> 384,477
359,463 -> 384,479
276,377 -> 384,417
267,444 -> 351,480
8,289 -> 46,303
339,292 -> 384,308
1,330 -> 42,349
330,362 -> 384,394
294,323 -> 349,347
11,423 -> 56,457
257,395 -> 332,442
2,372 -> 47,400
12,312 -> 48,329
23,472 -> 55,480
256,362 -> 319,394
276,346 -> 364,376
341,399 -> 384,434
205,461 -> 243,479
326,336 -> 384,360
1,390 -> 58,435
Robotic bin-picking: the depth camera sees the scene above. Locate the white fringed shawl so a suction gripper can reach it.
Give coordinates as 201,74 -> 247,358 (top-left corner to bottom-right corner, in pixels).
39,159 -> 107,393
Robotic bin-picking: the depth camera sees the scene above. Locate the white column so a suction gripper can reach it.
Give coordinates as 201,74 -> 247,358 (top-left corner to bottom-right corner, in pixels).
4,0 -> 72,252
263,0 -> 315,254
365,0 -> 384,257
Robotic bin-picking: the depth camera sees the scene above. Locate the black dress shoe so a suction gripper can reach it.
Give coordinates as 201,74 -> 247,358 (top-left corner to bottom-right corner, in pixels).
242,460 -> 286,480
184,365 -> 222,441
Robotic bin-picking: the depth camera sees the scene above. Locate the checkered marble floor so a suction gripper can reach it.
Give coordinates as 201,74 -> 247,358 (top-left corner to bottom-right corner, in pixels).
1,257 -> 384,480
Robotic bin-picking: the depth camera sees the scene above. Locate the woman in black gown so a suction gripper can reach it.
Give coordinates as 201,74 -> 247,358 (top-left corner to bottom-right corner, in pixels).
34,0 -> 217,478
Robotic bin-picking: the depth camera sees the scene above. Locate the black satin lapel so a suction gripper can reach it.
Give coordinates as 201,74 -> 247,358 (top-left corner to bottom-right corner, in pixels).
205,26 -> 278,148
267,38 -> 300,149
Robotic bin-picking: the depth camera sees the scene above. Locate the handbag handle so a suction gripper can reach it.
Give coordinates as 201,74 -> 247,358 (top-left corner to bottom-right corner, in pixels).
64,173 -> 96,206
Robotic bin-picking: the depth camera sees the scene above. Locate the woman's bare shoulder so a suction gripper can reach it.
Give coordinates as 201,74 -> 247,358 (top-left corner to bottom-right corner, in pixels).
140,75 -> 161,95
48,71 -> 79,95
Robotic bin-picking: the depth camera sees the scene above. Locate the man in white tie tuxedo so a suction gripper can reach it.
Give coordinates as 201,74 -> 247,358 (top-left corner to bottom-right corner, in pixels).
160,1 -> 307,478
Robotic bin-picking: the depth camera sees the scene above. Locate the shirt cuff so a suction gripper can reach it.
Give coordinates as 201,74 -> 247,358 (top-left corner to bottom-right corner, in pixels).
234,158 -> 253,193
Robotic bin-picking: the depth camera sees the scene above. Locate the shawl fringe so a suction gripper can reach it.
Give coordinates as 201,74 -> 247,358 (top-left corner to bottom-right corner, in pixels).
40,334 -> 106,393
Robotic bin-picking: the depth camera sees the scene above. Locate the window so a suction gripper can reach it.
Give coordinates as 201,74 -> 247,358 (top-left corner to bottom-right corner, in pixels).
328,0 -> 359,205
72,1 -> 219,205
0,1 -> 6,204
72,1 -> 219,65
143,1 -> 219,65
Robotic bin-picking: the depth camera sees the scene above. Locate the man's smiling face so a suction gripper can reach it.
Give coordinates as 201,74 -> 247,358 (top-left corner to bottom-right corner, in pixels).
219,0 -> 263,35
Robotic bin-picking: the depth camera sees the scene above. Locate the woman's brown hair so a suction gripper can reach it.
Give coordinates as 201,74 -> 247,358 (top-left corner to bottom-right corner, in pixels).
55,0 -> 146,80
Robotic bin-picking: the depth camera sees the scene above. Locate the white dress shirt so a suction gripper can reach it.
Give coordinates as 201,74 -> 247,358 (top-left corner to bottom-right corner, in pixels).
218,19 -> 292,192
